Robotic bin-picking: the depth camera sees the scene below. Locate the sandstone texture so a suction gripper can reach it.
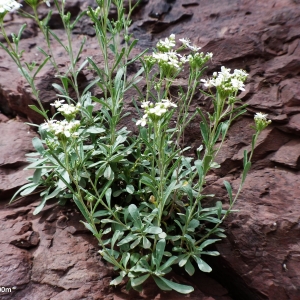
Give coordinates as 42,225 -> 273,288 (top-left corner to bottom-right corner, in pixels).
0,0 -> 300,299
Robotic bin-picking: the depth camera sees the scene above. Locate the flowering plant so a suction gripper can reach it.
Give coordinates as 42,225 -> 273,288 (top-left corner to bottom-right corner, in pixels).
2,0 -> 270,294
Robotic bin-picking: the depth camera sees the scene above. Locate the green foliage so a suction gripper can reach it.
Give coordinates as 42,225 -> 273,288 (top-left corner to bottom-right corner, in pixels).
1,0 -> 271,294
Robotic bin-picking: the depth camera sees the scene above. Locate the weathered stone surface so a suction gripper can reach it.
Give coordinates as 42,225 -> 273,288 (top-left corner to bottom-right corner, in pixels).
1,0 -> 300,299
0,120 -> 37,198
214,168 -> 300,300
270,139 -> 300,169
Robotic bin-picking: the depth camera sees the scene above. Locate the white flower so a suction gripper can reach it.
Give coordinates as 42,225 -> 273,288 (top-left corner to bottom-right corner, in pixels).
41,119 -> 80,138
200,78 -> 213,88
156,34 -> 176,51
231,78 -> 245,91
136,116 -> 147,127
50,99 -> 65,108
141,101 -> 150,109
180,56 -> 189,63
153,52 -> 169,62
201,67 -> 248,93
149,105 -> 167,116
179,38 -> 191,47
57,103 -> 80,117
254,112 -> 268,121
0,0 -> 21,13
161,99 -> 177,108
254,112 -> 271,131
187,44 -> 201,52
136,99 -> 177,127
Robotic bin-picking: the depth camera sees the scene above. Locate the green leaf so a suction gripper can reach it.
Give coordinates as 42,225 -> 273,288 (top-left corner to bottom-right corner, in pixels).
200,121 -> 209,146
100,219 -> 122,225
104,165 -> 113,180
32,137 -> 45,154
213,122 -> 223,144
223,181 -> 233,205
82,221 -> 98,236
142,236 -> 151,249
221,120 -> 230,138
111,230 -> 121,249
121,252 -> 130,268
193,255 -> 212,273
201,251 -> 220,256
25,157 -> 48,170
57,170 -> 70,189
126,184 -> 135,194
187,219 -> 200,231
33,196 -> 47,215
242,161 -> 252,183
102,227 -> 111,235
163,180 -> 182,206
130,237 -> 141,249
178,254 -> 189,267
44,187 -> 62,200
185,259 -> 195,276
93,210 -> 110,218
152,276 -> 172,291
194,160 -> 203,179
203,155 -> 212,173
73,195 -> 91,223
243,149 -> 248,168
29,105 -> 48,119
155,239 -> 166,267
159,256 -> 178,272
110,275 -> 124,286
144,226 -> 162,234
32,168 -> 42,184
131,274 -> 150,287
33,55 -> 50,80
155,276 -> 194,294
117,234 -> 137,246
105,188 -> 112,208
86,126 -> 106,134
199,239 -> 220,250
49,29 -> 68,51
216,200 -> 223,219
128,204 -> 142,228
20,183 -> 39,196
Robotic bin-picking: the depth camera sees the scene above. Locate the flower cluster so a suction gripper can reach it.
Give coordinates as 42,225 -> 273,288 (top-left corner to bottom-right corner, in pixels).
0,0 -> 21,14
41,119 -> 80,138
149,34 -> 213,76
254,112 -> 271,132
200,66 -> 248,95
152,50 -> 183,73
179,38 -> 201,52
136,99 -> 177,127
185,52 -> 213,69
156,34 -> 176,52
51,100 -> 81,121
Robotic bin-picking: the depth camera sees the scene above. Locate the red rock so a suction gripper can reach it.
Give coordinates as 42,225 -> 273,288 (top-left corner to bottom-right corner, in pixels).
282,114 -> 300,134
0,121 -> 37,198
215,168 -> 300,299
270,139 -> 300,169
232,127 -> 291,162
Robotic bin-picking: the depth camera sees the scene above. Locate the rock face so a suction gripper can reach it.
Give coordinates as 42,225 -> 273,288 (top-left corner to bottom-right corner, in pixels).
0,0 -> 300,299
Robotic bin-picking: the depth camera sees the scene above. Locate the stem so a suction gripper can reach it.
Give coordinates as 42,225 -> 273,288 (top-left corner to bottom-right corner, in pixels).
194,131 -> 260,246
0,24 -> 48,119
